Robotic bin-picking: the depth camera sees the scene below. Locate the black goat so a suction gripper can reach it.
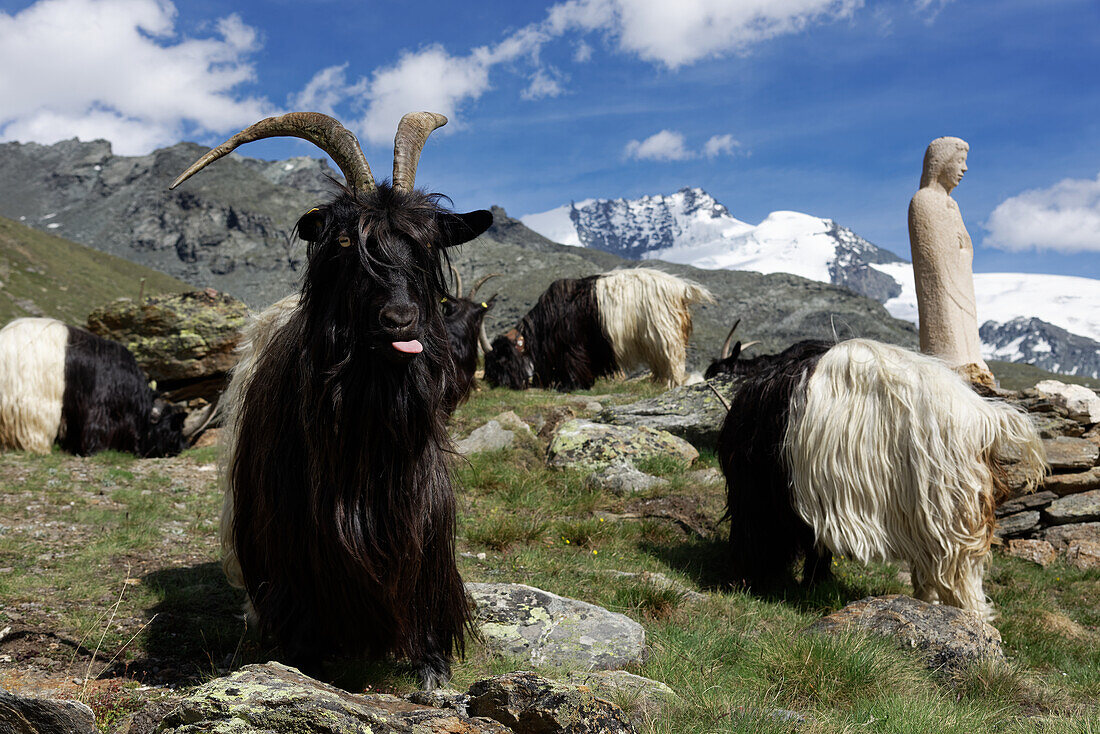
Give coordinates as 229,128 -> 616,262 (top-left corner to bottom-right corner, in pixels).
171,111 -> 491,688
705,321 -> 830,380
0,317 -> 186,457
441,269 -> 498,411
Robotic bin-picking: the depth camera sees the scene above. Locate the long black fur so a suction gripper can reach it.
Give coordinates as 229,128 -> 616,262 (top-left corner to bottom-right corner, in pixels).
61,326 -> 186,457
706,339 -> 835,380
718,339 -> 833,590
483,276 -> 616,391
441,295 -> 493,412
229,184 -> 489,686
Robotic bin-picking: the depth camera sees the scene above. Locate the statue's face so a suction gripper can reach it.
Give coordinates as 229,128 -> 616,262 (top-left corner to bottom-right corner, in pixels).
940,149 -> 968,190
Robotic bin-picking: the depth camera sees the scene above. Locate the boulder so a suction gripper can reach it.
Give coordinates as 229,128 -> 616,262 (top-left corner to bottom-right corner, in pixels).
149,661 -> 513,733
457,421 -> 516,455
0,689 -> 96,734
1043,489 -> 1100,526
87,288 -> 249,402
1040,522 -> 1100,551
563,670 -> 676,726
547,420 -> 698,473
1004,539 -> 1057,567
806,594 -> 1004,672
596,375 -> 737,449
467,672 -> 633,734
1042,437 -> 1099,472
466,583 -> 646,670
494,411 -> 534,436
993,511 -> 1040,538
1066,540 -> 1100,571
1034,380 -> 1100,424
1044,467 -> 1100,497
584,462 -> 669,495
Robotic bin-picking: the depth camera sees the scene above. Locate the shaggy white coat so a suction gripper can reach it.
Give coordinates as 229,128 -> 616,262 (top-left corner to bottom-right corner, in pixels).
0,318 -> 68,454
594,269 -> 713,387
219,294 -> 300,589
785,339 -> 1047,620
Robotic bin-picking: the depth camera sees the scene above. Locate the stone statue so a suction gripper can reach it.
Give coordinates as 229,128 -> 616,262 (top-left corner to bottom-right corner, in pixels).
908,136 -> 993,386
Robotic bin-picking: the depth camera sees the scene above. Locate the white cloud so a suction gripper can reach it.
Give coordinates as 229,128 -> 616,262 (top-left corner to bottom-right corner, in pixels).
984,173 -> 1100,254
573,40 -> 594,62
291,64 -> 366,117
625,130 -> 694,161
522,68 -> 568,100
0,0 -> 273,155
704,134 -> 741,158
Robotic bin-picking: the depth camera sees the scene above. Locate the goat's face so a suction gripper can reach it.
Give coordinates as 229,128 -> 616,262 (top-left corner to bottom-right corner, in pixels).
484,332 -> 534,389
298,187 -> 491,365
143,400 -> 188,458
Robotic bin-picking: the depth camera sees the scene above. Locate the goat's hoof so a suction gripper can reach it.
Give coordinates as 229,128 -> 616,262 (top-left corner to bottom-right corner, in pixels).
415,656 -> 452,691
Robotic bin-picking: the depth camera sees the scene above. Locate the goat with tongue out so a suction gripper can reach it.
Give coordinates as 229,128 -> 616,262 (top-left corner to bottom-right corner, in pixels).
170,110 -> 491,689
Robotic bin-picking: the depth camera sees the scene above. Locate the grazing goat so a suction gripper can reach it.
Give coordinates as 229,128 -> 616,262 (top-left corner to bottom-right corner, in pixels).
719,338 -> 1046,620
172,111 -> 491,688
705,323 -> 830,380
441,269 -> 498,410
0,318 -> 186,457
484,269 -> 713,391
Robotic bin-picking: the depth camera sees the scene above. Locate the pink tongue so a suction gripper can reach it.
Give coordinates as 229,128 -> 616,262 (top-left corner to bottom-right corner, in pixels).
391,339 -> 423,354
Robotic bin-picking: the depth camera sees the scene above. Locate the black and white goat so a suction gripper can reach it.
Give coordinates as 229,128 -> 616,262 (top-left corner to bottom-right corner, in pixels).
484,269 -> 713,391
719,338 -> 1046,620
0,318 -> 186,457
441,269 -> 498,410
171,111 -> 491,688
705,322 -> 829,380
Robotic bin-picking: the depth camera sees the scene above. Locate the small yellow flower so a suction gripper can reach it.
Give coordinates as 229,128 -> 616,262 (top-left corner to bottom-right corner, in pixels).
592,550 -> 598,555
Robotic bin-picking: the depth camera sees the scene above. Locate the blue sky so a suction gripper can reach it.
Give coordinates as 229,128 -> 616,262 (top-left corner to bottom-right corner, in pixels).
1,0 -> 1098,278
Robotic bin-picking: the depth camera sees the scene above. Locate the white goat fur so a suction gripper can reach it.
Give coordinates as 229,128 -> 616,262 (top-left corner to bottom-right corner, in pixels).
594,269 -> 713,387
785,339 -> 1046,620
0,318 -> 68,454
219,294 -> 301,589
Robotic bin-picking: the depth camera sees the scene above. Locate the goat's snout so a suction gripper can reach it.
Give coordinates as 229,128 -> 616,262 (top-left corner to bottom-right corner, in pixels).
379,303 -> 418,333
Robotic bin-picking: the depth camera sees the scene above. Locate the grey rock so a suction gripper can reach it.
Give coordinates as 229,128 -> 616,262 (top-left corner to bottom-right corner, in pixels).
1028,411 -> 1085,439
1044,489 -> 1100,525
153,661 -> 513,733
0,689 -> 96,734
1041,522 -> 1100,550
585,462 -> 669,495
457,420 -> 516,455
1044,467 -> 1100,497
564,670 -> 676,726
494,411 -> 533,436
467,671 -> 633,734
597,375 -> 737,449
688,467 -> 724,486
466,582 -> 646,670
1043,437 -> 1099,472
404,688 -> 470,717
1003,539 -> 1057,566
994,510 -> 1041,538
996,491 -> 1058,517
807,594 -> 1004,672
1034,380 -> 1100,423
1066,540 -> 1100,570
546,420 -> 698,472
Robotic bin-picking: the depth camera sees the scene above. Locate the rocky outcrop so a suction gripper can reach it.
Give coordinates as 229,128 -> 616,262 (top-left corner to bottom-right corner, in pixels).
806,595 -> 1003,672
466,583 -> 646,670
467,672 -> 634,734
597,375 -> 736,449
546,420 -> 697,472
0,688 -> 96,734
584,463 -> 669,495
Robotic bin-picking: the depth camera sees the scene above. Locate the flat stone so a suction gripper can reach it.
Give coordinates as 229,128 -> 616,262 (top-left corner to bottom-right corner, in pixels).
585,462 -> 669,495
546,419 -> 698,473
0,689 -> 96,734
457,420 -> 516,455
688,467 -> 724,486
151,662 -> 513,733
1042,437 -> 1099,472
1043,489 -> 1100,525
494,411 -> 533,436
564,670 -> 677,726
1004,539 -> 1057,567
1043,467 -> 1100,497
996,491 -> 1058,517
806,594 -> 1003,672
1029,411 -> 1085,439
1035,380 -> 1100,424
1041,522 -> 1100,550
467,672 -> 632,734
1066,540 -> 1100,570
994,510 -> 1040,538
597,374 -> 738,449
466,582 -> 646,670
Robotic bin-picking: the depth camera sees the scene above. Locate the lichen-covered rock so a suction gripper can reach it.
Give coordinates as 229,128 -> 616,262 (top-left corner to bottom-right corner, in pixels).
0,688 -> 96,734
466,583 -> 646,670
152,662 -> 513,733
546,420 -> 697,473
1042,522 -> 1100,550
994,510 -> 1040,538
1043,489 -> 1100,525
467,672 -> 634,734
1034,380 -> 1100,424
1004,539 -> 1057,566
597,375 -> 737,449
584,462 -> 669,495
806,595 -> 1004,672
1042,437 -> 1099,472
564,670 -> 676,726
457,420 -> 516,455
87,288 -> 249,401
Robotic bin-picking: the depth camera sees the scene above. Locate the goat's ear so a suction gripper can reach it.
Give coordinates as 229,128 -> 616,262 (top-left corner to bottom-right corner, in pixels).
438,210 -> 492,248
297,207 -> 326,242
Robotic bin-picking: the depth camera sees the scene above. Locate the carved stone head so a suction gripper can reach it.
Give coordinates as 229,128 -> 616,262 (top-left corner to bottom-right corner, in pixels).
920,136 -> 969,193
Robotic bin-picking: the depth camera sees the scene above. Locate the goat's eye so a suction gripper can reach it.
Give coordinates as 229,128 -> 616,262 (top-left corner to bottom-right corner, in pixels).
338,235 -> 352,248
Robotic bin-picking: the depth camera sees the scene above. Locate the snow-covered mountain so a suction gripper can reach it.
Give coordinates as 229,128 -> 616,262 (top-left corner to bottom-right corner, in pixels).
521,188 -> 1100,378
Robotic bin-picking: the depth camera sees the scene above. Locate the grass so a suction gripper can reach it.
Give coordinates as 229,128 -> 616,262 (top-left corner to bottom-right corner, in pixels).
0,379 -> 1097,732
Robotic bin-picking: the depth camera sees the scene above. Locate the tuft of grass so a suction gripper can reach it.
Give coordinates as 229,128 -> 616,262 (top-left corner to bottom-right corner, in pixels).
465,513 -> 547,552
612,583 -> 687,621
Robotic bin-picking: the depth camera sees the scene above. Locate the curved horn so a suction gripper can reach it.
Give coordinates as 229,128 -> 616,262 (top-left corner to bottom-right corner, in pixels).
720,319 -> 741,360
469,273 -> 501,299
392,112 -> 447,193
740,340 -> 760,351
479,322 -> 493,354
170,112 -> 375,193
449,264 -> 463,297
